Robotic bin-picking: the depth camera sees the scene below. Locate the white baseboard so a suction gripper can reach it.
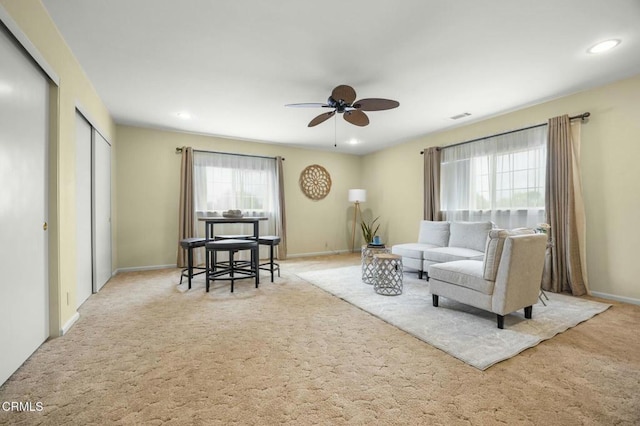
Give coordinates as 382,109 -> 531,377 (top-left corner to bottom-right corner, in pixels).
60,312 -> 80,335
286,249 -> 351,258
590,291 -> 640,306
114,264 -> 177,274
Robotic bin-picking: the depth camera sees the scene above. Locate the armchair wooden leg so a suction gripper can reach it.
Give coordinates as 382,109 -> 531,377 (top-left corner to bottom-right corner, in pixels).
524,305 -> 532,319
497,315 -> 504,329
432,294 -> 439,307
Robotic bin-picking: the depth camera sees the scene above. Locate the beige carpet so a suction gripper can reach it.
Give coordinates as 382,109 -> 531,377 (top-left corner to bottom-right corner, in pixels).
297,265 -> 611,370
0,254 -> 638,425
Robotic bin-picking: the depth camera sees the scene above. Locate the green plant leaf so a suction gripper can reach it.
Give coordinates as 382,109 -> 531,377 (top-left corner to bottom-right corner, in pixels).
360,216 -> 380,243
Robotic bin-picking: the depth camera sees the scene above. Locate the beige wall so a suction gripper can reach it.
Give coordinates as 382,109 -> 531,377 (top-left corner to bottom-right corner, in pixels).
362,74 -> 640,302
1,0 -> 117,332
115,126 -> 362,269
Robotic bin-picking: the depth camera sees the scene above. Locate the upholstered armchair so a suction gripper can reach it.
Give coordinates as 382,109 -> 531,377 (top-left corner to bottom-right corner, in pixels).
428,230 -> 547,329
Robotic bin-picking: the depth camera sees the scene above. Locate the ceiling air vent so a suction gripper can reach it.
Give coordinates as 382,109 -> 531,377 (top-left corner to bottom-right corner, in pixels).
450,112 -> 471,120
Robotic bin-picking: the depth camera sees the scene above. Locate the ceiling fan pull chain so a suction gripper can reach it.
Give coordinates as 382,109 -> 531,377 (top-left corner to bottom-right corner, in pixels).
334,114 -> 337,148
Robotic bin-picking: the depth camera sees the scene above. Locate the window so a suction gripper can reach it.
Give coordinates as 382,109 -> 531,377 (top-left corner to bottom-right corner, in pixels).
196,161 -> 273,213
193,151 -> 279,253
440,125 -> 547,229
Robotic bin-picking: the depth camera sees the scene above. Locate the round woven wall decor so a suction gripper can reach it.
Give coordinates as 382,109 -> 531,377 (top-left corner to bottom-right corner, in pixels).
299,164 -> 332,200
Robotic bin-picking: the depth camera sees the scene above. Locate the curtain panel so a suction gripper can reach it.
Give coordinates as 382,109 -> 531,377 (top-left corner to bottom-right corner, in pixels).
276,156 -> 287,260
177,146 -> 194,268
423,147 -> 441,221
569,122 -> 589,288
544,115 -> 587,296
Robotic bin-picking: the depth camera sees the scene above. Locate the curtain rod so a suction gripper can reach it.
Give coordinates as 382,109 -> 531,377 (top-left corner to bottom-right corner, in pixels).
420,112 -> 590,154
175,147 -> 284,161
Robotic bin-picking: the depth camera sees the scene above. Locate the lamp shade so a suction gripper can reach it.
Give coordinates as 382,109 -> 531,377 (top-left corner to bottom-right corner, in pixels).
348,189 -> 367,203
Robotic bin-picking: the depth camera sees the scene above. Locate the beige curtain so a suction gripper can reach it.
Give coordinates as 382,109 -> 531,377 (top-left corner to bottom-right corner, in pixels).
275,156 -> 287,260
423,147 -> 441,221
544,116 -> 587,295
177,146 -> 194,268
570,122 -> 589,289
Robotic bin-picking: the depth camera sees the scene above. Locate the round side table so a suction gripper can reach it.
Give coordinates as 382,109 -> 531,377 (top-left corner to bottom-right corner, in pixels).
361,245 -> 391,284
373,253 -> 403,296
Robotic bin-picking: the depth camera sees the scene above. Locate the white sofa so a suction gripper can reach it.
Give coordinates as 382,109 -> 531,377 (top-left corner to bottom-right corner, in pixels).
429,229 -> 547,329
391,221 -> 493,279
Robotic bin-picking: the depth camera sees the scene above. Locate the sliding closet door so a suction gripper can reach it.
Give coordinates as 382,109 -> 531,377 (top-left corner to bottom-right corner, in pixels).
93,130 -> 112,291
0,26 -> 49,385
77,114 -> 112,300
76,112 -> 92,307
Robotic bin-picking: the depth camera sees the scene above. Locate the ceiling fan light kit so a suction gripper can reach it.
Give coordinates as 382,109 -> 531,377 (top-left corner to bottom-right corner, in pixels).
286,84 -> 399,128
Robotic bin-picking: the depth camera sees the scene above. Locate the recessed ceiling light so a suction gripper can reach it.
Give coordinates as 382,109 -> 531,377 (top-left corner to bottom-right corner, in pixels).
176,112 -> 191,120
587,39 -> 621,54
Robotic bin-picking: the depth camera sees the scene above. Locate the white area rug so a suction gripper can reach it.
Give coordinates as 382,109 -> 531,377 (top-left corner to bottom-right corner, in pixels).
297,265 -> 611,370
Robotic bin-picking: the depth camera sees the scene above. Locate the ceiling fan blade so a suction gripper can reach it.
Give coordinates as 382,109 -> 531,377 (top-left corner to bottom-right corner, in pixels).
308,111 -> 336,127
353,98 -> 400,111
331,85 -> 357,104
344,110 -> 369,127
285,103 -> 331,108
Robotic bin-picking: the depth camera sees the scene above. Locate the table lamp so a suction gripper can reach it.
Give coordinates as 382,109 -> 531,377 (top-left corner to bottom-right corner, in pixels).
348,189 -> 367,252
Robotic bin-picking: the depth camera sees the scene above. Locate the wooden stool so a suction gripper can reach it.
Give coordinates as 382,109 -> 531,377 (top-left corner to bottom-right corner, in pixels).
258,236 -> 281,282
179,237 -> 207,289
373,253 -> 403,296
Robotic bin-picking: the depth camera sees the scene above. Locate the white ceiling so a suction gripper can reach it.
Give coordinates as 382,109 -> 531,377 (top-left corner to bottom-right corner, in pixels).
42,0 -> 640,155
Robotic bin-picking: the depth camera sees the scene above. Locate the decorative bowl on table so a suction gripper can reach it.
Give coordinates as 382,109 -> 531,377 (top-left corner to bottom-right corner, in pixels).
222,209 -> 243,218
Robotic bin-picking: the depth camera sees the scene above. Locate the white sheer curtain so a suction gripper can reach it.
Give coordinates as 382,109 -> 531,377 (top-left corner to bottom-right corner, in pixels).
193,151 -> 279,262
441,125 -> 547,229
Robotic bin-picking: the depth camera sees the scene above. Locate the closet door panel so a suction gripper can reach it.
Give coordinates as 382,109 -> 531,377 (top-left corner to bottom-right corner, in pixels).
93,130 -> 112,291
0,26 -> 49,386
76,112 -> 92,306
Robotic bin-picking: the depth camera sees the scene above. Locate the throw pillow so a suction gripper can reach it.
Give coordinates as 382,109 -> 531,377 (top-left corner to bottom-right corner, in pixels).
417,220 -> 450,247
448,221 -> 493,252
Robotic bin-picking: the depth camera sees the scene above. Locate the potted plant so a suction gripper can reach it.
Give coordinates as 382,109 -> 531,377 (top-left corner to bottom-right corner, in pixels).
360,216 -> 380,245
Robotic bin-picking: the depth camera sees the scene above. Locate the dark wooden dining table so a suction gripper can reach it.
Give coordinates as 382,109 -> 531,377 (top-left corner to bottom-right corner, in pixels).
198,216 -> 268,240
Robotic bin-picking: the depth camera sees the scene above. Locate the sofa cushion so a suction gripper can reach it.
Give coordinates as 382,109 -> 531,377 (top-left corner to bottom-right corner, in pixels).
417,221 -> 450,247
423,246 -> 485,263
483,228 -> 535,281
392,243 -> 438,259
448,221 -> 493,252
428,260 -> 494,294
403,257 -> 424,272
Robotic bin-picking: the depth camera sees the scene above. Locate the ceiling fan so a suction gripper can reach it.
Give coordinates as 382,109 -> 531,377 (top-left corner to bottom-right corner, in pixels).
285,84 -> 399,127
